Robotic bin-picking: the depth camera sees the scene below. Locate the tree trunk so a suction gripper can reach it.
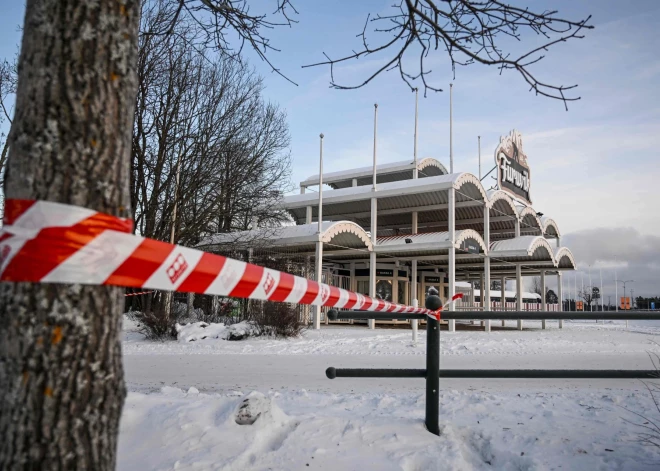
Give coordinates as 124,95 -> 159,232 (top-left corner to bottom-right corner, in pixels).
0,1 -> 139,469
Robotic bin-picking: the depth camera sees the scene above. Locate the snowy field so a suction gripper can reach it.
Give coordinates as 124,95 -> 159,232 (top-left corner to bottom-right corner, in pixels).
119,318 -> 660,470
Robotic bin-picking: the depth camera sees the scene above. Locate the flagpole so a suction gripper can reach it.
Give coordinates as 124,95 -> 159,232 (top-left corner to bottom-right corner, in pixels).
449,83 -> 454,173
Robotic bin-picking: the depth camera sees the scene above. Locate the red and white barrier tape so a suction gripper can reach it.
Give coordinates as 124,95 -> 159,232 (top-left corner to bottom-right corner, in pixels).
0,199 -> 467,318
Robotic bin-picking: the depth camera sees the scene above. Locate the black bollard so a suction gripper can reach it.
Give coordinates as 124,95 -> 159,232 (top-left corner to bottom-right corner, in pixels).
425,295 -> 442,436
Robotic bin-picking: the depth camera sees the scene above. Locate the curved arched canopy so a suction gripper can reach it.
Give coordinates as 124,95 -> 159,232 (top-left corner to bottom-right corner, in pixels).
490,235 -> 555,262
541,217 -> 560,238
554,247 -> 576,269
300,157 -> 448,190
284,172 -> 488,233
198,221 -> 372,257
485,190 -> 519,240
517,206 -> 543,236
375,229 -> 487,259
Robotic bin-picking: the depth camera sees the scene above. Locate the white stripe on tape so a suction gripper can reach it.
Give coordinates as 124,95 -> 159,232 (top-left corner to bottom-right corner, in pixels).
43,231 -> 145,285
250,268 -> 281,301
144,246 -> 204,291
14,201 -> 96,230
204,258 -> 247,296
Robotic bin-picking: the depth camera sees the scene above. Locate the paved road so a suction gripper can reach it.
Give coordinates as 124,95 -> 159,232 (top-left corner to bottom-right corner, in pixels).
124,352 -> 655,394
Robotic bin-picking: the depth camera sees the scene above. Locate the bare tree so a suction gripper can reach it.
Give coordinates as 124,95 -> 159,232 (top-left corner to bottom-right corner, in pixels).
530,276 -> 543,298
132,3 -> 292,247
305,0 -> 593,108
0,56 -> 17,195
579,286 -> 595,310
0,0 -> 139,469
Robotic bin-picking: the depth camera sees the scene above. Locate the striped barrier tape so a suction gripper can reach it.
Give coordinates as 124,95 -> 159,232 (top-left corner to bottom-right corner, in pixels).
0,199 -> 462,318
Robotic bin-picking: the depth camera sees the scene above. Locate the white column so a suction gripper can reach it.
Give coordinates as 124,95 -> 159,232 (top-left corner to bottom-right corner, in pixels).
557,272 -> 563,329
300,184 -> 306,194
411,260 -> 418,342
349,262 -> 356,325
369,197 -> 377,329
541,270 -> 547,329
484,204 -> 491,332
501,276 -> 506,327
516,264 -> 523,330
314,241 -> 323,330
306,206 -> 312,224
410,211 -> 419,340
393,261 -> 399,304
314,133 -> 324,330
515,219 -> 521,238
448,188 -> 456,332
479,273 -> 485,327
352,178 -> 357,187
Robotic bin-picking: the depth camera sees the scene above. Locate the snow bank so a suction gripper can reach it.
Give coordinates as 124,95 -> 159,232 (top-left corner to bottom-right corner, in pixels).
175,321 -> 261,343
118,386 -> 660,470
124,321 -> 660,357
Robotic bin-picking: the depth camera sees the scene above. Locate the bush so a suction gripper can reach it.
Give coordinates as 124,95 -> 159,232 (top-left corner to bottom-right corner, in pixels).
249,301 -> 305,338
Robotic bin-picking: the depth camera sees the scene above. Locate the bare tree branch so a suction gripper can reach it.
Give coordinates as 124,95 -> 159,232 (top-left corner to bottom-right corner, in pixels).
303,0 -> 593,108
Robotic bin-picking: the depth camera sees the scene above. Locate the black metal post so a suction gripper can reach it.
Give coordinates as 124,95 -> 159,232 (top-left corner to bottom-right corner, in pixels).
425,295 -> 442,436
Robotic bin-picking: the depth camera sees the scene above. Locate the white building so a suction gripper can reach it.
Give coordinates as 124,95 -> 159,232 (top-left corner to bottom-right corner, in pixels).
201,130 -> 576,332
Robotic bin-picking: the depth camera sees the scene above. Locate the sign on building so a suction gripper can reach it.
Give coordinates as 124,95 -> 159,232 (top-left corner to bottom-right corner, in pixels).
495,129 -> 532,205
576,301 -> 583,311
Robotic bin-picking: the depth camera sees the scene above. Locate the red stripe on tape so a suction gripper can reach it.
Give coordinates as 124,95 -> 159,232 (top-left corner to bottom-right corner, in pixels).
325,285 -> 342,307
178,253 -> 226,294
2,212 -> 131,282
3,199 -> 35,226
229,263 -> 263,298
268,272 -> 295,302
105,238 -> 173,287
299,280 -> 320,305
343,291 -> 358,310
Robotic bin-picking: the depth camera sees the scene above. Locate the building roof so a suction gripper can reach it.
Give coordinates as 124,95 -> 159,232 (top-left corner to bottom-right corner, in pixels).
301,157 -> 448,189
197,221 -> 372,256
374,229 -> 487,258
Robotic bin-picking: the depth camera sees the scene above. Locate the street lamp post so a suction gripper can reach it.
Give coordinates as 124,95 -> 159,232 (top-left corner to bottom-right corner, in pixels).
615,279 -> 634,328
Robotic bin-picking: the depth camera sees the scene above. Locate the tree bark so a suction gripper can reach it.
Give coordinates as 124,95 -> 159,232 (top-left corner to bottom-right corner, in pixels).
0,1 -> 139,469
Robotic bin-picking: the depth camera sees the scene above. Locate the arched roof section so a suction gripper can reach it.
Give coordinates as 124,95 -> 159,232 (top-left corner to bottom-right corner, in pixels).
517,206 -> 543,236
453,173 -> 488,203
375,229 -> 486,258
541,217 -> 560,238
487,190 -> 518,215
554,247 -> 576,269
418,157 -> 448,176
320,221 -> 373,250
300,158 -> 447,189
197,221 -> 372,253
489,235 -> 555,262
455,229 -> 488,254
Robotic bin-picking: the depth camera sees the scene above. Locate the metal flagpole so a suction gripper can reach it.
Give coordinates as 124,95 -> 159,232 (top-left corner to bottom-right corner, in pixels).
600,270 -> 604,315
449,83 -> 454,173
478,135 -> 481,180
615,270 -> 618,313
412,90 -> 419,341
314,133 -> 325,329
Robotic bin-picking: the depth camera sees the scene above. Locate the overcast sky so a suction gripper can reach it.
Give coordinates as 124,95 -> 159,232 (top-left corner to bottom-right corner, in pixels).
1,1 -> 659,298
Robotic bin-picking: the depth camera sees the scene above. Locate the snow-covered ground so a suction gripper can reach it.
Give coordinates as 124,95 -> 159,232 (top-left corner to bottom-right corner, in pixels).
119,318 -> 660,470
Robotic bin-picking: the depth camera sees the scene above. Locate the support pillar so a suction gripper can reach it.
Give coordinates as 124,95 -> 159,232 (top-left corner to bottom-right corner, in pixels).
314,240 -> 323,330
541,270 -> 547,329
479,273 -> 485,327
448,188 -> 456,332
306,206 -> 312,224
369,196 -> 377,330
557,272 -> 564,329
411,259 -> 418,342
516,264 -> 523,330
411,211 -> 419,339
515,218 -> 521,238
484,204 -> 491,332
501,276 -> 506,327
